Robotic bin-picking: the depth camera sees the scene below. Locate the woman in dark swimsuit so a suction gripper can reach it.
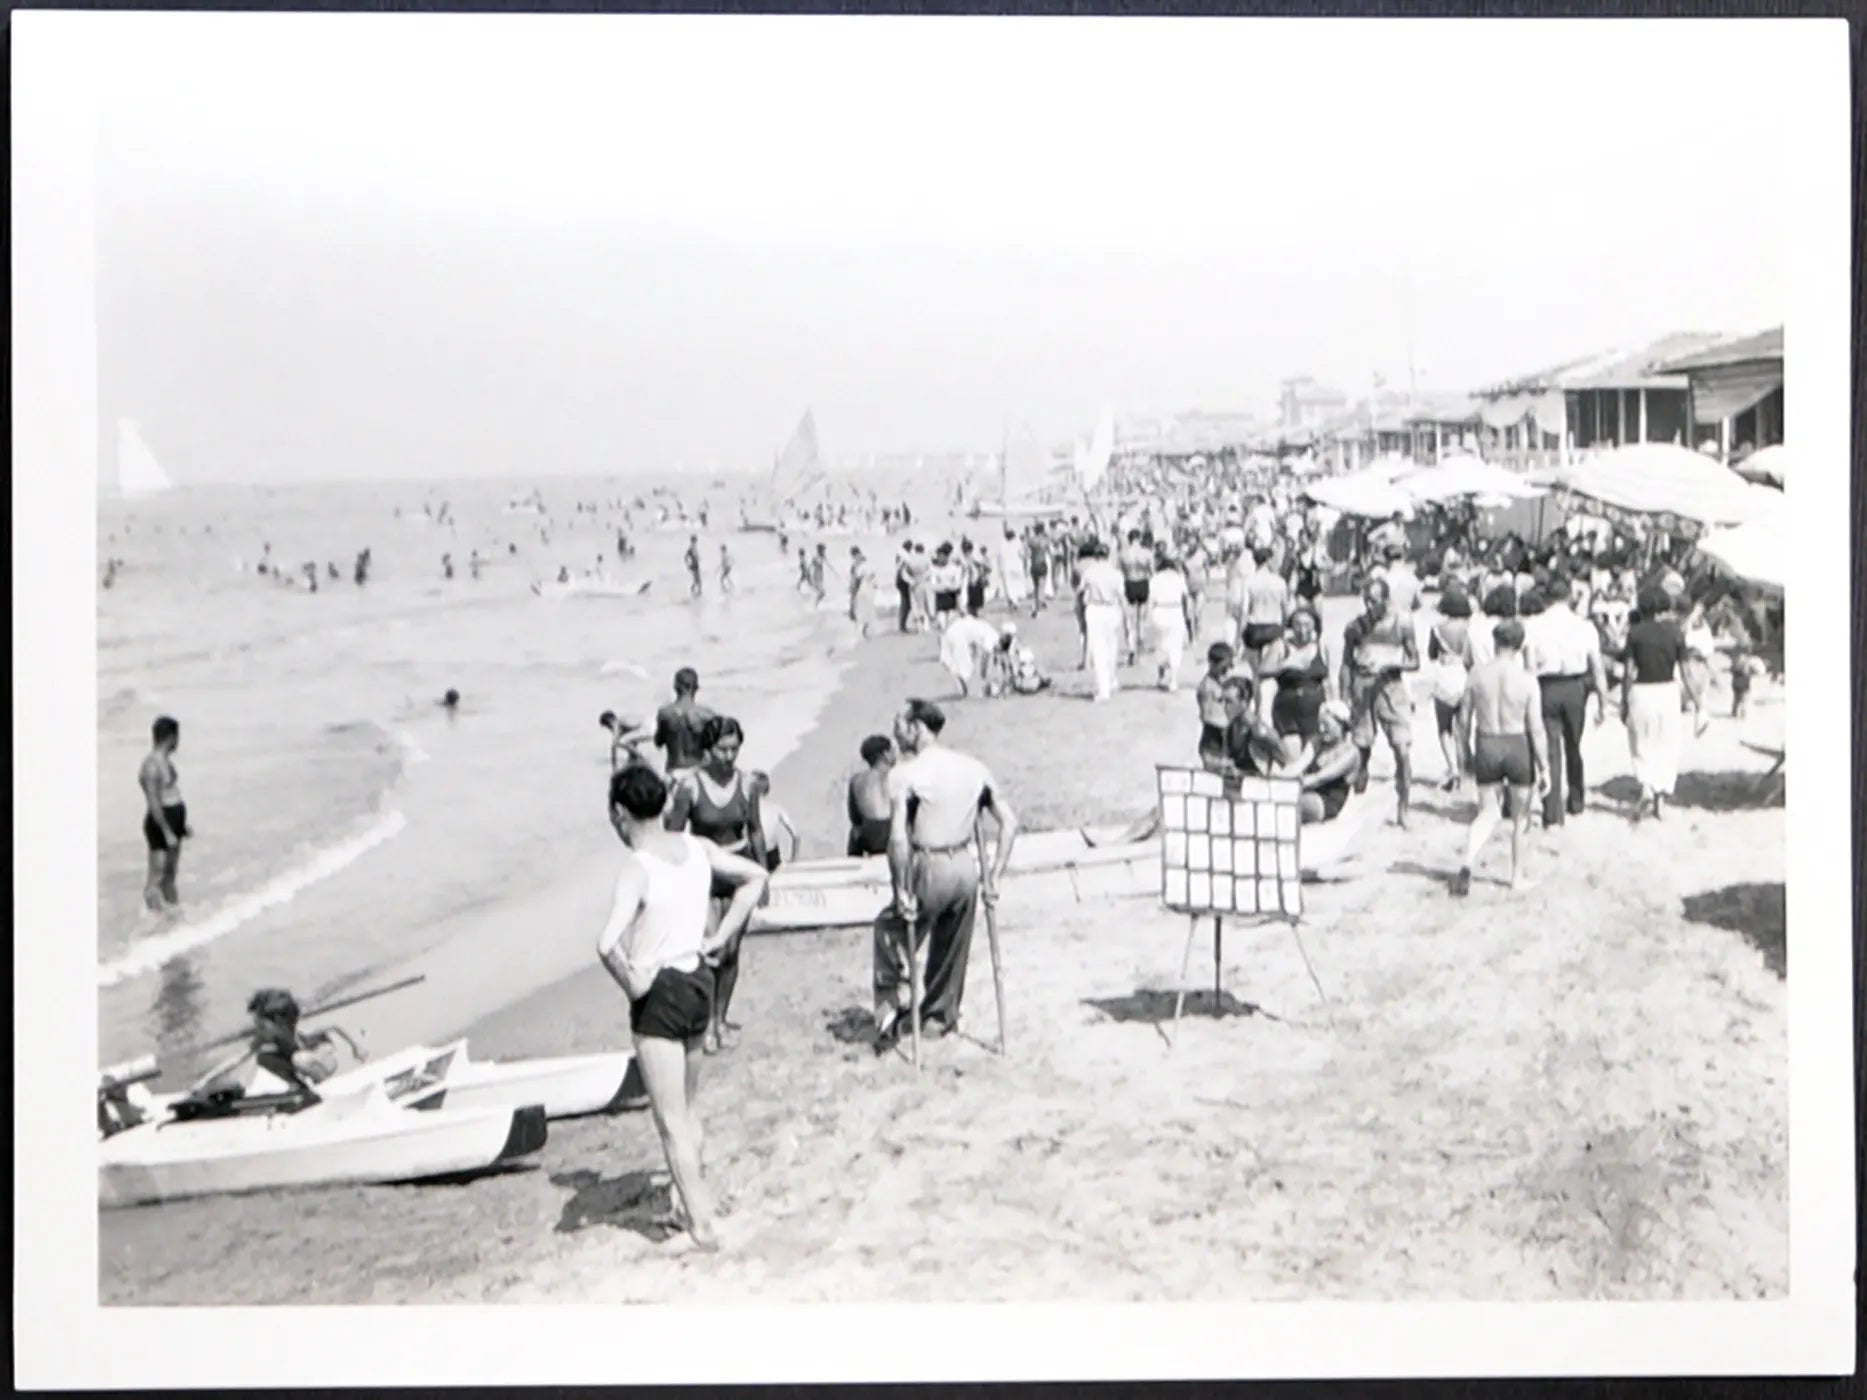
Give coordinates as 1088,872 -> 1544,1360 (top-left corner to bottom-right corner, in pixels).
1255,606 -> 1332,742
664,715 -> 767,1052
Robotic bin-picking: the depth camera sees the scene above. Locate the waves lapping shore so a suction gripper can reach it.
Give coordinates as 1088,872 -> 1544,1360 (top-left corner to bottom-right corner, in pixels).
96,476 -> 883,1063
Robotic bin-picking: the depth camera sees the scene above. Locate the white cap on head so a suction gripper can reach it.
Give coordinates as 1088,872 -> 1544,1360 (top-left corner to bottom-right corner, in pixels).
1000,621 -> 1018,637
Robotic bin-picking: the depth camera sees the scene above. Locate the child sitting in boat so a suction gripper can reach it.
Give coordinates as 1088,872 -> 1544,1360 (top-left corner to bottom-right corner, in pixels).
190,989 -> 362,1103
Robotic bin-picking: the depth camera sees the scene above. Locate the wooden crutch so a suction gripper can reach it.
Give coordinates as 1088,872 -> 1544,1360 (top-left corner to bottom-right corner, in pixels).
975,820 -> 1008,1055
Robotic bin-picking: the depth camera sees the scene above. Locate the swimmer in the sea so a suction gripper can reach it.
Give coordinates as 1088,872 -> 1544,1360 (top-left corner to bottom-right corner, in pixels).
441,688 -> 461,717
139,715 -> 190,910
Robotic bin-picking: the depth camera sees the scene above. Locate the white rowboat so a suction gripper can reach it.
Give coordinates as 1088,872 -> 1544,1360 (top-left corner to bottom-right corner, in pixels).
99,1088 -> 546,1208
750,827 -> 1156,933
749,800 -> 1384,932
321,1040 -> 643,1119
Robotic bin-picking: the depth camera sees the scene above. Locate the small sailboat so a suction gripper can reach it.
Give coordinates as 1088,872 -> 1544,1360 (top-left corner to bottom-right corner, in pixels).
742,410 -> 823,531
117,419 -> 174,499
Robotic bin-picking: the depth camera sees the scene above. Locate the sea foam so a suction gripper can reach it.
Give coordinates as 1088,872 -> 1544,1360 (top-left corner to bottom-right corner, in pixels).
96,809 -> 409,989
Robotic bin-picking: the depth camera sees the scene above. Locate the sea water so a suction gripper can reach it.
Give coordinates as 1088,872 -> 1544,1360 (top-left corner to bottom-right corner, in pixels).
95,475 -> 885,1066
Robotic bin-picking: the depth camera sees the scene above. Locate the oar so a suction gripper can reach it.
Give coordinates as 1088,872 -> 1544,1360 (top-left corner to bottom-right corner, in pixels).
195,974 -> 427,1053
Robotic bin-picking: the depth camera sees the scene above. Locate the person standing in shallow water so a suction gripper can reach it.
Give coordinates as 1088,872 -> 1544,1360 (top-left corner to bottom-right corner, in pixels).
685,536 -> 703,597
139,715 -> 189,910
654,668 -> 715,778
597,763 -> 768,1253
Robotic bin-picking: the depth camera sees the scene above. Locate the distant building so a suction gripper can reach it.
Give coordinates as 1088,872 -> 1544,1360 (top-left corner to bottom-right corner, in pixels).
1279,377 -> 1350,431
1651,327 -> 1783,459
1471,330 -> 1743,468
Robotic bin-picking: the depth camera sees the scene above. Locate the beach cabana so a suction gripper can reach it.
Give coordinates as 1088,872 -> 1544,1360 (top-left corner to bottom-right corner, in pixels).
1402,395 -> 1483,464
1651,327 -> 1783,460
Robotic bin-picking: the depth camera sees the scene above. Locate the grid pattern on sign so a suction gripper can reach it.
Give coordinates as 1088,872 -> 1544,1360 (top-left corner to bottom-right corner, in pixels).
1157,766 -> 1303,917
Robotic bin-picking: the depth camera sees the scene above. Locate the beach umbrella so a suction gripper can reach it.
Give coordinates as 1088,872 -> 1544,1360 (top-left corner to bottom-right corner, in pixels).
1733,444 -> 1787,488
1399,454 -> 1545,506
1697,516 -> 1784,591
1546,442 -> 1760,528
1303,468 -> 1414,518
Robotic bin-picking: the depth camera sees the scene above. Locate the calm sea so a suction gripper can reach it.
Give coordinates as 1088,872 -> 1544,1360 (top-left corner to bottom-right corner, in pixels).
96,474 -> 896,1066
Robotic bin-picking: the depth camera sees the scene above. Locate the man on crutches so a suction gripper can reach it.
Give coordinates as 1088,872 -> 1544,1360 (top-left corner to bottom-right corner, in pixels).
871,699 -> 1018,1062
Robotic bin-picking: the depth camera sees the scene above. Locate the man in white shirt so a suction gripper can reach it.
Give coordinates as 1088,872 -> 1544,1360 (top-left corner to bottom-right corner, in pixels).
872,699 -> 1019,1046
1521,573 -> 1608,828
939,610 -> 1001,698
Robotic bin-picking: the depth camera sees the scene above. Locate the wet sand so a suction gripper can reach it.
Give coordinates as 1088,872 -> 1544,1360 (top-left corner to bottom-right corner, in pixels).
100,591 -> 1787,1304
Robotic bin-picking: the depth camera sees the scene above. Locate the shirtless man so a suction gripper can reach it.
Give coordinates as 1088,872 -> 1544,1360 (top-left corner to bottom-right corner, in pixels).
1452,618 -> 1550,895
1238,544 -> 1291,671
653,668 -> 716,777
873,699 -> 1019,1047
718,543 -> 734,595
1116,532 -> 1155,663
846,734 -> 897,856
848,547 -> 872,633
685,536 -> 704,597
1341,575 -> 1421,828
139,715 -> 189,910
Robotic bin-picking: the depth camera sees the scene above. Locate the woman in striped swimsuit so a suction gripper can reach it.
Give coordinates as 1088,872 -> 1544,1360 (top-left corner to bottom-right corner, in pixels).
665,715 -> 768,1053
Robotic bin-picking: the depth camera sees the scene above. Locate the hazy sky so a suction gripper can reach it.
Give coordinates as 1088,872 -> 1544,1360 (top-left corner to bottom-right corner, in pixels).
89,15 -> 1790,483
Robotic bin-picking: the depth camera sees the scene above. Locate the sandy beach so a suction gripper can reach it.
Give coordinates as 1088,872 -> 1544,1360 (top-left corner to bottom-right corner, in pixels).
99,591 -> 1787,1306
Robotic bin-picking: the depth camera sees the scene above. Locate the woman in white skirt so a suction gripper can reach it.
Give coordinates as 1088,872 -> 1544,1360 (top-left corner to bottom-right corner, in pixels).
1146,552 -> 1195,692
1620,587 -> 1700,822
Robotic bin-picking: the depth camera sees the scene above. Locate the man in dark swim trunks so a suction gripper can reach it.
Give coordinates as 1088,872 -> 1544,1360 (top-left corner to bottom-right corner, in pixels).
1452,618 -> 1550,895
654,668 -> 716,777
139,715 -> 189,909
846,734 -> 896,856
1117,531 -> 1154,663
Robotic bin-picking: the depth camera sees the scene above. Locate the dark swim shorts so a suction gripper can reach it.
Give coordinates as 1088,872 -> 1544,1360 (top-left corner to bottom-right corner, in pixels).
1473,733 -> 1535,787
142,802 -> 188,851
629,963 -> 715,1041
1243,622 -> 1283,650
1124,578 -> 1150,606
934,589 -> 960,613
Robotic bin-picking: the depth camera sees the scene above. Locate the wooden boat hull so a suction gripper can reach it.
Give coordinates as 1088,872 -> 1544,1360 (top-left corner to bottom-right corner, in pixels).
326,1041 -> 642,1119
751,828 -> 1158,932
98,1090 -> 546,1208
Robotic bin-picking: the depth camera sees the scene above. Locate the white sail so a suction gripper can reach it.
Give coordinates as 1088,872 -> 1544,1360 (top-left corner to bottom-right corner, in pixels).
118,419 -> 173,498
1081,405 -> 1116,492
770,411 -> 825,502
1000,424 -> 1049,505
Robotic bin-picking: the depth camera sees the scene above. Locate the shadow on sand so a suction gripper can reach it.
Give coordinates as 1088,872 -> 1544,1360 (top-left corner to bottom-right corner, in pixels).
1085,987 -> 1272,1027
824,1006 -> 878,1047
1681,882 -> 1786,978
551,1168 -> 681,1241
1597,770 -> 1784,813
